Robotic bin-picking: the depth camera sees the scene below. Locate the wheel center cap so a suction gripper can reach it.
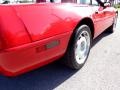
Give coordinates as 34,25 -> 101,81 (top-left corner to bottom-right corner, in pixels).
81,41 -> 85,51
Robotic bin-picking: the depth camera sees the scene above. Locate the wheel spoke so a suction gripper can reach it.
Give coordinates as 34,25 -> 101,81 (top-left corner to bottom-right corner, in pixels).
75,30 -> 90,64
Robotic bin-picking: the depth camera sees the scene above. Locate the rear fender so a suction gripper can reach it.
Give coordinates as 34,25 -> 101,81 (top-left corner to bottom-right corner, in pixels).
0,6 -> 31,49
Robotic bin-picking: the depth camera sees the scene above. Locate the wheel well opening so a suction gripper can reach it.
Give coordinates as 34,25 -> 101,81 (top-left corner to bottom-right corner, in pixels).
75,18 -> 95,38
66,18 -> 95,52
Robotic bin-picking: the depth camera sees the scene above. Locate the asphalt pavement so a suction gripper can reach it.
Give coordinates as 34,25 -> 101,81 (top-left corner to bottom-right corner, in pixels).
0,11 -> 120,90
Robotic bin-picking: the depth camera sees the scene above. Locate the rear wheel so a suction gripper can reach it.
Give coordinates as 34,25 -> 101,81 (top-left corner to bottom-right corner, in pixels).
64,25 -> 92,69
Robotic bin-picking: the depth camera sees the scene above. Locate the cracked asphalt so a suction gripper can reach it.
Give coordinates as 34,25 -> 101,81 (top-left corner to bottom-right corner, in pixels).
0,10 -> 120,90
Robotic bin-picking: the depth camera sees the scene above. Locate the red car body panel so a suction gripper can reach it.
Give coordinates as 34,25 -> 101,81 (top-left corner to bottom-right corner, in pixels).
0,32 -> 71,76
0,6 -> 31,49
0,3 -> 116,76
13,3 -> 90,41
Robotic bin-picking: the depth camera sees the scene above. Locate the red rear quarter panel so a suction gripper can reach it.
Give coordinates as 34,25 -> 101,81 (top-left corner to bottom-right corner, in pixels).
12,3 -> 93,41
0,3 -> 95,76
0,5 -> 31,49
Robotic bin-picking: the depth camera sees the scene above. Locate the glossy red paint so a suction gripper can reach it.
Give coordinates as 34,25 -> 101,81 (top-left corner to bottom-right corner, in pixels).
0,32 -> 72,76
0,3 -> 116,76
0,6 -> 31,49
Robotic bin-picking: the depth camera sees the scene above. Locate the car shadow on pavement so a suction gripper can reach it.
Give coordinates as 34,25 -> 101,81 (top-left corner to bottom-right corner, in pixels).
92,32 -> 112,47
0,62 -> 78,90
0,32 -> 111,90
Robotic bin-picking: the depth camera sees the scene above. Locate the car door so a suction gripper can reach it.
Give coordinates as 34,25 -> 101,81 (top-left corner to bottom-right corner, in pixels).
91,0 -> 108,37
102,4 -> 115,28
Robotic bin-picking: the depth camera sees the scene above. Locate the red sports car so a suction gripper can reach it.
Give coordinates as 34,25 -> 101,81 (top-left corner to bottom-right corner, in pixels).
0,0 -> 118,76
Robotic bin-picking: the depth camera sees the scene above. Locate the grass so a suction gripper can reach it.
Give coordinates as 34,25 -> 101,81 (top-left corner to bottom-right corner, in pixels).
117,8 -> 120,10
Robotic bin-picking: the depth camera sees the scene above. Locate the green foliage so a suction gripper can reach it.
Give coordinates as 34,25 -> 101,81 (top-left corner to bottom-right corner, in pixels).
114,4 -> 120,8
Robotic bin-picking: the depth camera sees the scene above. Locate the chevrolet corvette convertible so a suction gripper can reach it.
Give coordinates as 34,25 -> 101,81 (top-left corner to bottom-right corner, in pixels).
0,0 -> 118,76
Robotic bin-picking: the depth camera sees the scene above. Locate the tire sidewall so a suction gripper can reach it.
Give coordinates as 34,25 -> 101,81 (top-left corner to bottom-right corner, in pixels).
70,25 -> 92,69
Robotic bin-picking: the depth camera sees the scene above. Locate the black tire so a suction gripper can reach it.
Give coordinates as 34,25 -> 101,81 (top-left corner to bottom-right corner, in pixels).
105,14 -> 118,33
63,25 -> 92,69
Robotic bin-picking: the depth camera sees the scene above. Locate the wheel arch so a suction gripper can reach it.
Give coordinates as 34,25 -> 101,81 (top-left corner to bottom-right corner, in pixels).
65,17 -> 95,52
74,17 -> 95,38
